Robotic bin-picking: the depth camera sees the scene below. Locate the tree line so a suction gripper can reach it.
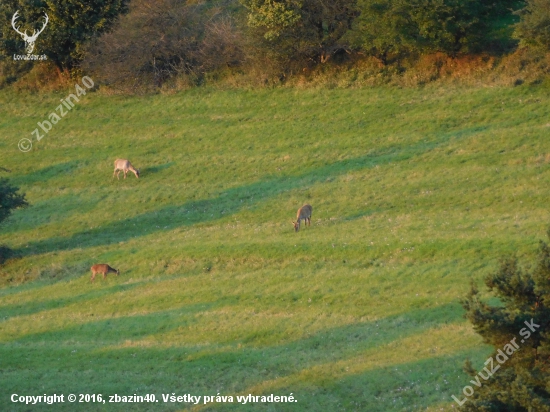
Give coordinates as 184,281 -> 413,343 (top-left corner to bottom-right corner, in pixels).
0,0 -> 548,89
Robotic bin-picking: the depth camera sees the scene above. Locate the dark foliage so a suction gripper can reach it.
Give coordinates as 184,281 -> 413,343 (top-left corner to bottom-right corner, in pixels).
459,229 -> 550,411
0,245 -> 13,265
0,0 -> 129,72
0,177 -> 28,226
241,0 -> 360,67
349,0 -> 520,62
0,177 -> 27,266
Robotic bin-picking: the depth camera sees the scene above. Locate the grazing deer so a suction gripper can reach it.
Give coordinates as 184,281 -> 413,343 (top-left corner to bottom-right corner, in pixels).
90,264 -> 119,282
12,10 -> 49,55
293,204 -> 312,232
113,159 -> 140,179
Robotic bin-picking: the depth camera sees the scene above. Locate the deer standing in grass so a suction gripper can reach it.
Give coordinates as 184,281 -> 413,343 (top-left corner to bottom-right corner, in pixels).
293,204 -> 312,232
113,159 -> 140,179
90,264 -> 119,282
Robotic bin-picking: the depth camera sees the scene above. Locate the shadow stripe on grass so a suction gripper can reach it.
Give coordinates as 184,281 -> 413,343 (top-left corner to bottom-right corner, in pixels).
15,127 -> 485,259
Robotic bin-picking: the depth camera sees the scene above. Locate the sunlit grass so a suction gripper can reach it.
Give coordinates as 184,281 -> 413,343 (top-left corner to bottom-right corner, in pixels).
0,84 -> 549,411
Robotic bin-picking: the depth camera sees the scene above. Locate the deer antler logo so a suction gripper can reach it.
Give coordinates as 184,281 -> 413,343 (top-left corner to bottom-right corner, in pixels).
11,10 -> 49,55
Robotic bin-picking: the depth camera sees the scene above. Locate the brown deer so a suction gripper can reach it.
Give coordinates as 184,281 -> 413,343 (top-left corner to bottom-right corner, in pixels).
293,204 -> 312,232
90,264 -> 119,282
113,159 -> 140,179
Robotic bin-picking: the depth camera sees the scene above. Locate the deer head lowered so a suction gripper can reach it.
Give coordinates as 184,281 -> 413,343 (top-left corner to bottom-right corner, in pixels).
12,10 -> 49,55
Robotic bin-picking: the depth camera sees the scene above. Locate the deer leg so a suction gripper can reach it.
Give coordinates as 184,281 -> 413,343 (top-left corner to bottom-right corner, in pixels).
91,272 -> 95,282
124,170 -> 127,179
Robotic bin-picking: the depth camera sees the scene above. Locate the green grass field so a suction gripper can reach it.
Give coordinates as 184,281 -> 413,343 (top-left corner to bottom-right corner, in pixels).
0,84 -> 549,411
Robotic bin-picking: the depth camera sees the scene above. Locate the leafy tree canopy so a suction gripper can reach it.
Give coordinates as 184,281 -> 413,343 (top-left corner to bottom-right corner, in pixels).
0,0 -> 129,70
241,0 -> 360,63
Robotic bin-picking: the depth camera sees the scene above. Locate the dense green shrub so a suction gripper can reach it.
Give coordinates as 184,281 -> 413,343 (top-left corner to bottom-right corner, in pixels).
0,177 -> 27,226
460,231 -> 550,411
348,0 -> 519,62
514,0 -> 550,51
0,177 -> 27,265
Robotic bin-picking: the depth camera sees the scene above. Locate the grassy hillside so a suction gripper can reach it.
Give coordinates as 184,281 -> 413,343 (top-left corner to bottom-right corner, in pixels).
0,84 -> 549,411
